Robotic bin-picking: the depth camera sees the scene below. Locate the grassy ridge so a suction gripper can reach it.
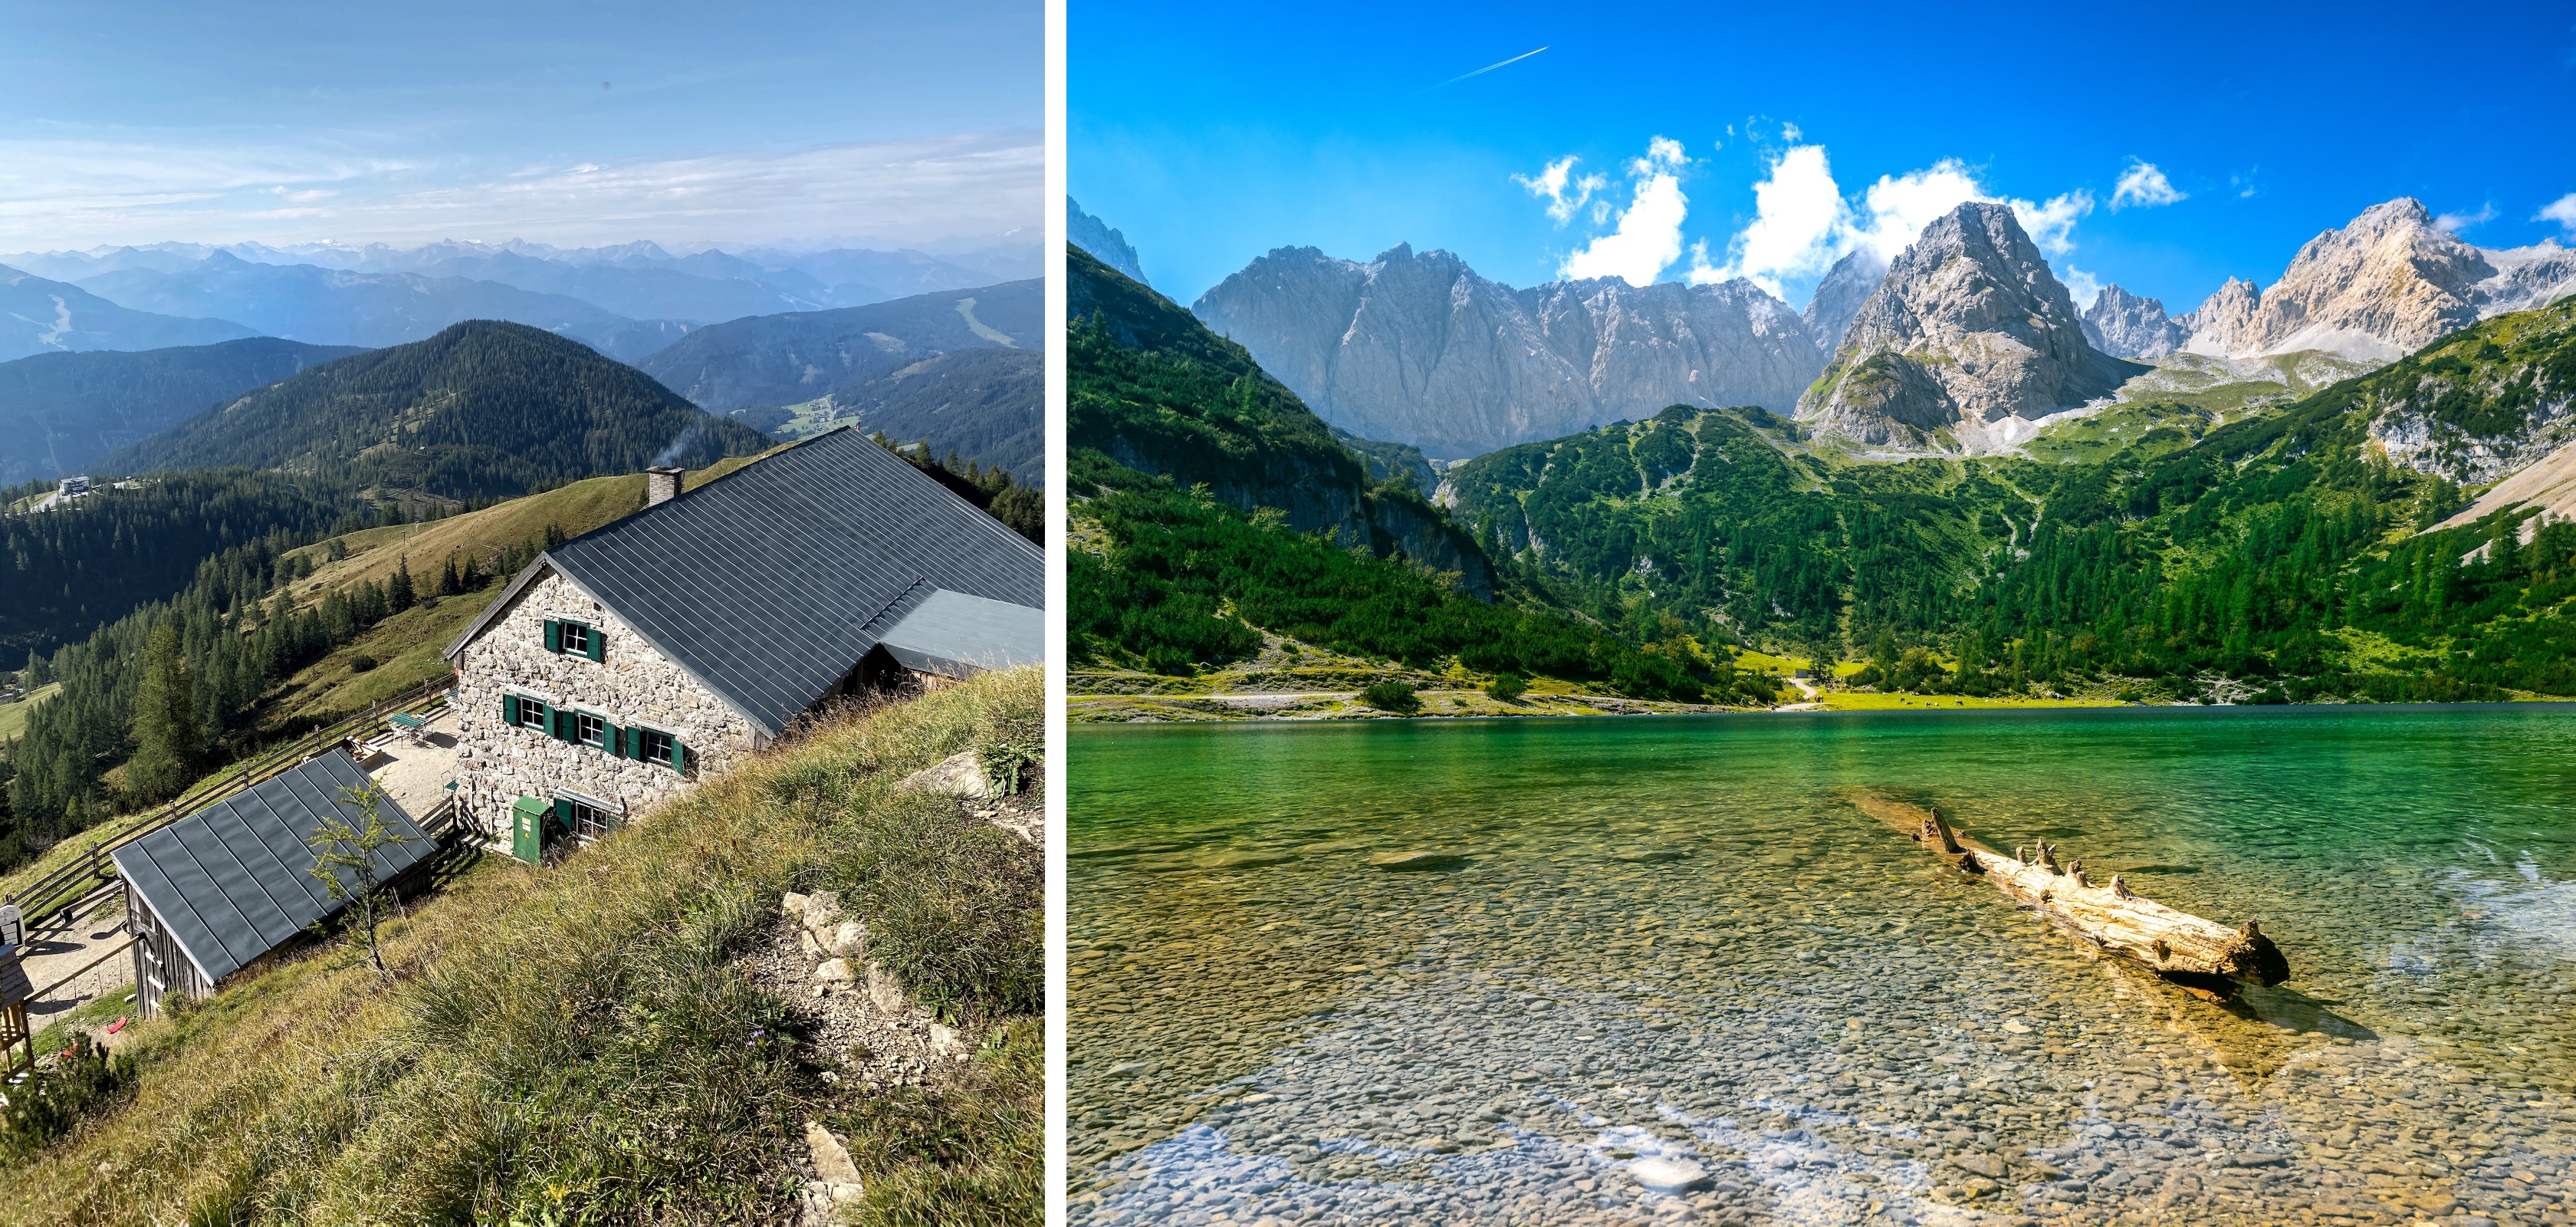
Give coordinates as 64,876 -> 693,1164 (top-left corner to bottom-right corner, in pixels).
0,668 -> 1042,1226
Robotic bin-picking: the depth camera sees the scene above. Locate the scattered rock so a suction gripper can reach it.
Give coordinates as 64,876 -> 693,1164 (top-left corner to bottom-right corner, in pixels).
866,961 -> 909,1014
1628,1157 -> 1709,1193
814,958 -> 854,985
781,891 -> 809,918
829,920 -> 867,959
806,1120 -> 861,1186
898,751 -> 996,799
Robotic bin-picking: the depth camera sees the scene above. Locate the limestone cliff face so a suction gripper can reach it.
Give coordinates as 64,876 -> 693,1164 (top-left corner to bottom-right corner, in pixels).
1192,244 -> 1824,456
1067,198 -> 1148,287
2181,199 -> 2576,362
1796,202 -> 2143,451
1802,249 -> 1887,352
2081,285 -> 2188,359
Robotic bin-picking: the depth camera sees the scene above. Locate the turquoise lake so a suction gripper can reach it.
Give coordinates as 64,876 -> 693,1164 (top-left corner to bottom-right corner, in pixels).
1069,706 -> 2576,1226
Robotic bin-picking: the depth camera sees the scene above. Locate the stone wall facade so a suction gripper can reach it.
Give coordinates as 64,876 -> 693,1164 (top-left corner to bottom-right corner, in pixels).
450,568 -> 756,846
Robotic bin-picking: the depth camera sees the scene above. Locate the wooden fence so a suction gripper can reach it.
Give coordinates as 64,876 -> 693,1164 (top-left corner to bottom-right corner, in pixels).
2,678 -> 453,931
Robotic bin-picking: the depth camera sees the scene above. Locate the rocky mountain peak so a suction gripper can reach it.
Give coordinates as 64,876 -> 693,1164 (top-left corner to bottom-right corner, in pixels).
1804,249 -> 1887,352
2175,196 -> 2574,363
1794,200 -> 2141,452
1067,198 -> 1148,287
2082,284 -> 2189,359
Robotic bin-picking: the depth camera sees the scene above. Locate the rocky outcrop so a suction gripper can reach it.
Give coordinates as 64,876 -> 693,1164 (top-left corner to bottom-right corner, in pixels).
1069,198 -> 1148,287
2181,199 -> 2576,363
1803,249 -> 1887,352
2082,285 -> 2188,359
1192,244 -> 1825,456
1796,202 -> 2144,451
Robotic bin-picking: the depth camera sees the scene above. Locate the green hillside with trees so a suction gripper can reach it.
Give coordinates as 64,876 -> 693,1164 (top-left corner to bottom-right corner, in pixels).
1445,295 -> 2576,703
1067,249 -> 1772,706
98,320 -> 769,499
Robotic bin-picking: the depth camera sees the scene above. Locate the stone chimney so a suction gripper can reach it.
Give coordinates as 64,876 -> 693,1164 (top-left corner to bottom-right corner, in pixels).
646,466 -> 684,508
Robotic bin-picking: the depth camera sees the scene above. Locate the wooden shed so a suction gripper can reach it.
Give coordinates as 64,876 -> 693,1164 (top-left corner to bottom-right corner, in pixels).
113,749 -> 441,1018
1,903 -> 31,1077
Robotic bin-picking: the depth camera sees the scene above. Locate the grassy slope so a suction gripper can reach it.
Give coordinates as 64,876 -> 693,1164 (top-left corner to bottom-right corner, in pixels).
1,669 -> 1041,1226
0,682 -> 61,742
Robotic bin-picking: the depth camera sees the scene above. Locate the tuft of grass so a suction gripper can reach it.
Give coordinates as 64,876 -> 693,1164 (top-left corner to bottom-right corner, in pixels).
833,1018 -> 1041,1227
0,667 -> 1043,1226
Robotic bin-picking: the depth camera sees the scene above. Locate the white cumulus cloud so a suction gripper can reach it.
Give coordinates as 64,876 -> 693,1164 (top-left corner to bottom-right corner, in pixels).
2058,265 -> 2103,311
1688,143 -> 1845,294
2010,191 -> 2094,258
1514,156 -> 1606,227
1850,160 -> 1987,262
1558,137 -> 1690,287
2111,160 -> 2185,210
2537,192 -> 2576,235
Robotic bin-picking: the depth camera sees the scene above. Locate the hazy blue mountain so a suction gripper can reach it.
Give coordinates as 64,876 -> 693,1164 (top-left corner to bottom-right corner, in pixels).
815,347 -> 1041,483
69,252 -> 675,355
636,279 -> 1041,413
0,337 -> 366,483
0,265 -> 258,363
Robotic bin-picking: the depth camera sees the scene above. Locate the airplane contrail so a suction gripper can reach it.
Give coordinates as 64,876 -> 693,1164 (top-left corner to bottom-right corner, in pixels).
1418,45 -> 1549,94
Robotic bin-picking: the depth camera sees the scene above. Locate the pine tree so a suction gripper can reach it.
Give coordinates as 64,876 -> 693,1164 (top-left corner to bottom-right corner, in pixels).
126,624 -> 202,803
389,558 -> 416,612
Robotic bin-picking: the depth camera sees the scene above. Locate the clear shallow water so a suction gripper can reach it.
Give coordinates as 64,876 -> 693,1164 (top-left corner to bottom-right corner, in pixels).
1068,706 -> 2576,1226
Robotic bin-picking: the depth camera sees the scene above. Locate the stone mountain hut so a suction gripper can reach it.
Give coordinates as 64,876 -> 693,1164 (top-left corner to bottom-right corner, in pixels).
442,426 -> 1043,860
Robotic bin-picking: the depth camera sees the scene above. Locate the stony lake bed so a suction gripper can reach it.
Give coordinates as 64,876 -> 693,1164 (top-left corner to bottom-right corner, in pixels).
1068,706 -> 2576,1226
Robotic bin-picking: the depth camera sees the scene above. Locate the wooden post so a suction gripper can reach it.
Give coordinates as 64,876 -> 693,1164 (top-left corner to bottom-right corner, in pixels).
1848,791 -> 2291,988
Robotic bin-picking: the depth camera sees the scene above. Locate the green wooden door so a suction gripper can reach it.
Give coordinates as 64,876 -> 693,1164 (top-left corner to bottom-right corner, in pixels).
512,797 -> 548,864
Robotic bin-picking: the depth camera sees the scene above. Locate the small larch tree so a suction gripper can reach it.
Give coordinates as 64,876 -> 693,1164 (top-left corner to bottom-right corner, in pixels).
310,781 -> 417,976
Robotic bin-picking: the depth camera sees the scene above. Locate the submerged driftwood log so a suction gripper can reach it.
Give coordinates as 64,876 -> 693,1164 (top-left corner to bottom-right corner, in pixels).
1848,793 -> 2291,989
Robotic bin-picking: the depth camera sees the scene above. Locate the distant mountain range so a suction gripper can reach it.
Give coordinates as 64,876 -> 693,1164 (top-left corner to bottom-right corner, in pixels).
0,337 -> 364,484
1195,244 -> 1825,457
797,347 -> 1045,483
635,280 -> 1041,413
100,320 -> 767,498
0,237 -> 1042,367
0,265 -> 258,363
1184,196 -> 2576,459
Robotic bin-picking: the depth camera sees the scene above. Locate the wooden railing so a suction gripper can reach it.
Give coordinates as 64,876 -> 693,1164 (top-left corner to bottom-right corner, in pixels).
2,678 -> 453,930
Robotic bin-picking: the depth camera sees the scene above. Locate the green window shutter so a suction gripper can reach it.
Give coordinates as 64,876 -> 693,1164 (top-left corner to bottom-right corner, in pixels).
623,726 -> 640,758
586,627 -> 605,663
501,694 -> 517,727
544,619 -> 562,653
554,798 -> 573,832
543,703 -> 560,739
603,722 -> 623,758
670,738 -> 687,772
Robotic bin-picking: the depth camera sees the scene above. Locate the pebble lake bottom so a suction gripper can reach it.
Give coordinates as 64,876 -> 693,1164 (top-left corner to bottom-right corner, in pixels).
1066,706 -> 2576,1227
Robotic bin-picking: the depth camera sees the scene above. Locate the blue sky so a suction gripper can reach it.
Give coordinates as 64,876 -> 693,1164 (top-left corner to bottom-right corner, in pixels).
1073,0 -> 2576,314
0,0 -> 1040,250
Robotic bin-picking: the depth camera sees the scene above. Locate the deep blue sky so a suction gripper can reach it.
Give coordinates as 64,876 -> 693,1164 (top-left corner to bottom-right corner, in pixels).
1073,0 -> 2576,314
0,0 -> 1040,250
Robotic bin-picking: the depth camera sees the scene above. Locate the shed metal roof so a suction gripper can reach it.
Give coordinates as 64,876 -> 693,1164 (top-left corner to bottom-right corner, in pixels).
878,588 -> 1045,678
447,427 -> 1043,735
111,750 -> 438,985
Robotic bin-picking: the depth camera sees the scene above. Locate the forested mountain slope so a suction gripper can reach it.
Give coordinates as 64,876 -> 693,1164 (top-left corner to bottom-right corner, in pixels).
0,338 -> 366,483
1068,248 -> 1770,704
98,321 -> 767,499
1446,295 -> 2576,702
636,280 -> 1042,413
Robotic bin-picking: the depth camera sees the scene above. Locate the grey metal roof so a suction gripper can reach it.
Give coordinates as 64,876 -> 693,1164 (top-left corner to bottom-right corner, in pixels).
452,427 -> 1042,735
111,750 -> 438,985
878,588 -> 1045,679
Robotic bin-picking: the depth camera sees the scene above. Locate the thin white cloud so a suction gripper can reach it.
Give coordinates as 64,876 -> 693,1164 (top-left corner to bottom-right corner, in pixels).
1851,160 -> 1987,262
0,131 -> 1039,248
2535,192 -> 2576,235
1514,156 -> 1606,227
2436,202 -> 2498,232
2111,160 -> 2185,210
1559,137 -> 1690,287
2059,265 -> 2103,311
2010,191 -> 2094,258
